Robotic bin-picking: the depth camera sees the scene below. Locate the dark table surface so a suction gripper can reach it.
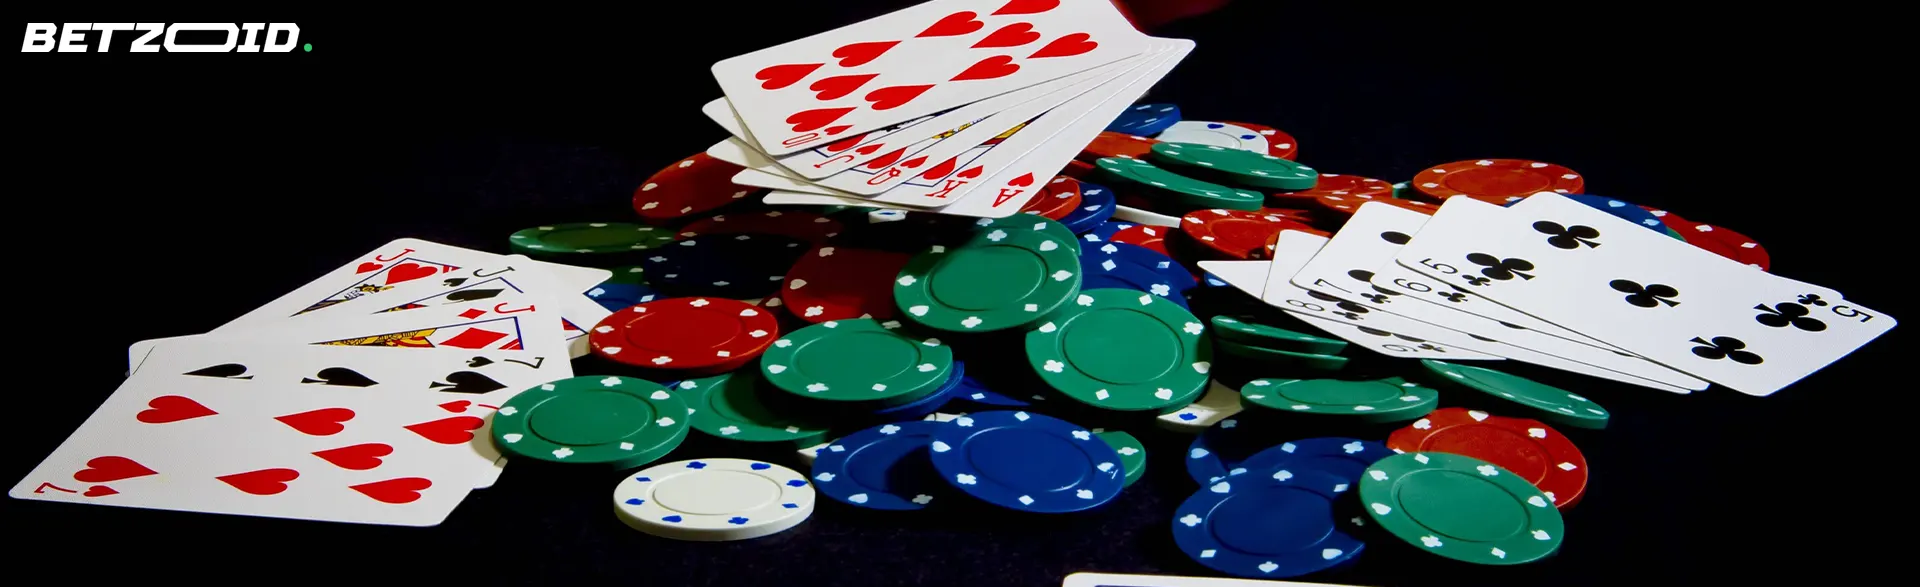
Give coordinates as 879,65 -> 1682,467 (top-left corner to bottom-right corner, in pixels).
11,3 -> 1901,585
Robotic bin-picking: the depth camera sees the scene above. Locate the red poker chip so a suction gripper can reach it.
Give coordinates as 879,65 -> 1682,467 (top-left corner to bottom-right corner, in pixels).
1179,209 -> 1319,260
1387,407 -> 1589,509
1062,159 -> 1096,179
1019,176 -> 1084,220
1220,120 -> 1298,160
1108,224 -> 1171,256
632,152 -> 759,224
1079,131 -> 1160,162
779,245 -> 912,324
676,210 -> 844,245
589,297 -> 779,371
1313,194 -> 1437,218
1410,159 -> 1584,204
1652,210 -> 1771,271
1257,207 -> 1318,224
1260,224 -> 1333,257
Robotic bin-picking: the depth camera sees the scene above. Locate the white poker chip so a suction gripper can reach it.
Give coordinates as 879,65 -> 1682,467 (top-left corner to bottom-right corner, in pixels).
1153,120 -> 1270,154
868,209 -> 908,224
1154,380 -> 1244,433
613,458 -> 814,542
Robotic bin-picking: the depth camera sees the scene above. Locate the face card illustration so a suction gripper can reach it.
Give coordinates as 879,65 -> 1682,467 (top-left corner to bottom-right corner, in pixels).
1393,193 -> 1891,396
710,0 -> 1152,156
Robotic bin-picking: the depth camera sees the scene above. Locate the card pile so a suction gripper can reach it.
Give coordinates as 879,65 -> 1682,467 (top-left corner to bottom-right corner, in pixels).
1202,193 -> 1895,397
11,239 -> 609,525
699,0 -> 1191,218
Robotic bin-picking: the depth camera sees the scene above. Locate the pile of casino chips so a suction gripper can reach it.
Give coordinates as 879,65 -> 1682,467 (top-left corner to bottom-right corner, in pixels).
480,100 -> 1766,575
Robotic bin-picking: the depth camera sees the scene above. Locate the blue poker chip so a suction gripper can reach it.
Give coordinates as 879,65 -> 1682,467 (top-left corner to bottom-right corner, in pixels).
1173,467 -> 1365,578
585,282 -> 663,312
1079,261 -> 1190,310
951,369 -> 1033,407
927,411 -> 1123,513
810,421 -> 951,511
1205,437 -> 1397,485
1057,180 -> 1117,235
1085,241 -> 1196,293
1107,103 -> 1181,136
1080,220 -> 1138,246
638,234 -> 808,299
1199,271 -> 1232,288
871,360 -> 965,420
1186,416 -> 1266,484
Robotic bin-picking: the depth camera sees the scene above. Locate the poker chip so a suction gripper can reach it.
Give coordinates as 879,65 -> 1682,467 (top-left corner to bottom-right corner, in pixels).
1107,224 -> 1171,256
1209,316 -> 1349,355
1154,120 -> 1271,154
1359,452 -> 1564,565
1081,131 -> 1161,161
633,152 -> 758,223
491,375 -> 689,468
1078,244 -> 1191,309
1062,158 -> 1098,179
1106,103 -> 1181,136
1419,360 -> 1610,430
1653,209 -> 1772,270
952,368 -> 1033,407
614,458 -> 814,541
681,372 -> 831,444
1388,408 -> 1589,509
1057,179 -> 1118,235
1085,241 -> 1197,293
1173,467 -> 1363,579
639,234 -> 808,299
1215,339 -> 1351,372
1148,143 -> 1318,190
1220,120 -> 1298,160
1109,204 -> 1183,228
894,228 -> 1080,333
1308,176 -> 1438,219
676,210 -> 844,245
759,318 -> 953,405
1095,430 -> 1146,488
1186,419 -> 1394,485
1179,209 -> 1317,260
586,266 -> 663,311
926,410 -> 1124,513
1094,157 -> 1264,211
1025,288 -> 1212,412
509,223 -> 675,260
1543,194 -> 1674,237
1238,378 -> 1439,425
589,297 -> 780,373
973,213 -> 1083,254
1410,159 -> 1584,204
780,245 -> 912,324
810,421 -> 951,511
870,358 -> 967,420
1018,176 -> 1085,221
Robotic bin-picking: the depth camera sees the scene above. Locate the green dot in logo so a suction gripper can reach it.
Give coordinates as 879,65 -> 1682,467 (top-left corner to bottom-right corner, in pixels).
303,43 -> 312,52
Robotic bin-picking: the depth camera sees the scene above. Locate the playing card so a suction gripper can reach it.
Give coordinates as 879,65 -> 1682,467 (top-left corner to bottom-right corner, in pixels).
761,39 -> 1191,216
343,260 -> 609,358
10,373 -> 488,526
1253,234 -> 1505,361
1062,571 -> 1362,587
1154,380 -> 1242,432
127,340 -> 553,488
711,0 -> 1152,156
1291,202 -> 1707,392
1394,193 -> 1893,396
218,239 -> 609,340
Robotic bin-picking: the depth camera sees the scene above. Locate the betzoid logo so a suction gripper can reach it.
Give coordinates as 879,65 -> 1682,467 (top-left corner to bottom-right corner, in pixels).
22,23 -> 305,52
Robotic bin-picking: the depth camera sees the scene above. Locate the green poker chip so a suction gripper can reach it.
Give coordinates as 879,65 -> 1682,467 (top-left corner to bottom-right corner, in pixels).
1210,316 -> 1349,355
1215,338 -> 1352,372
1093,156 -> 1263,211
895,228 -> 1081,333
1360,452 -> 1565,565
489,375 -> 688,468
1026,288 -> 1212,412
1095,430 -> 1146,488
1147,142 -> 1319,190
509,222 -> 676,257
971,214 -> 1081,254
680,372 -> 830,444
759,318 -> 954,405
1419,360 -> 1609,430
1238,378 -> 1438,424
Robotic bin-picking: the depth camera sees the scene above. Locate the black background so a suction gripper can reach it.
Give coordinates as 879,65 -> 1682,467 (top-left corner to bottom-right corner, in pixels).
8,3 -> 1901,585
